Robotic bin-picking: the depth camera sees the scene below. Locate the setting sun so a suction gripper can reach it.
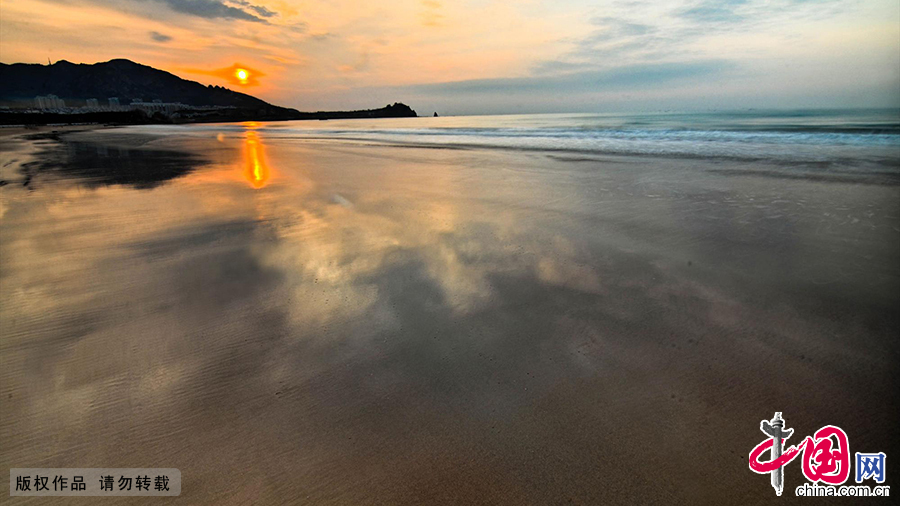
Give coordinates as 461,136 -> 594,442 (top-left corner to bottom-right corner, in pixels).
181,64 -> 262,87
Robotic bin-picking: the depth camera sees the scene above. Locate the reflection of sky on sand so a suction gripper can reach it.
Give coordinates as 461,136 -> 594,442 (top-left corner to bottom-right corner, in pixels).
1,124 -> 898,503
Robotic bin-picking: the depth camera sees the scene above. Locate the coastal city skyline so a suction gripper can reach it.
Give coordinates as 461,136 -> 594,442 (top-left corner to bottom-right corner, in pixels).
2,0 -> 898,114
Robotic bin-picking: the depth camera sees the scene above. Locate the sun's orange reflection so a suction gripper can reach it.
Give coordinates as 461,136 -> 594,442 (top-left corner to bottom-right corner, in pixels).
243,130 -> 270,189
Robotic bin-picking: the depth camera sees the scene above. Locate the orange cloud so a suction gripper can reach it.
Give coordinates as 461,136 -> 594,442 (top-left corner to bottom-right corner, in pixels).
420,0 -> 444,27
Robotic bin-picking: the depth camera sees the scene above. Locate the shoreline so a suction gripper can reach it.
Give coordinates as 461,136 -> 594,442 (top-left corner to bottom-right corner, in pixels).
0,103 -> 419,128
0,123 -> 112,139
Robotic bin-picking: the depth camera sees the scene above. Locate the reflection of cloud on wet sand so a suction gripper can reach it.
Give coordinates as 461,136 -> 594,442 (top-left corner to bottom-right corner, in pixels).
2,128 -> 898,504
18,131 -> 207,189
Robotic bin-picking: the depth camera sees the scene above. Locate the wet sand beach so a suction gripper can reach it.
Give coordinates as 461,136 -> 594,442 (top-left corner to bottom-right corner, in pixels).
1,116 -> 898,504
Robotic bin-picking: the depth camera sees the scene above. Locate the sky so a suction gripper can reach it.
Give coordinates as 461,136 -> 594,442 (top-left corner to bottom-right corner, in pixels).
1,0 -> 898,114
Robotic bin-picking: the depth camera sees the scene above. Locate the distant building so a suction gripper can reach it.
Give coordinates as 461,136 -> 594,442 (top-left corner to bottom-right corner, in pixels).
35,94 -> 65,110
85,98 -> 100,108
108,97 -> 120,108
129,100 -> 185,116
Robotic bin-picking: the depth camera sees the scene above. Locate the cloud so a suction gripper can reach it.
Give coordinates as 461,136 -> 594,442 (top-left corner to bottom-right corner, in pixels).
531,60 -> 589,76
150,31 -> 173,42
409,61 -> 733,96
588,16 -> 655,39
153,0 -> 272,23
29,0 -> 281,24
532,16 -> 675,78
677,0 -> 749,23
229,0 -> 277,18
530,1 -> 857,82
420,0 -> 444,27
676,0 -> 848,26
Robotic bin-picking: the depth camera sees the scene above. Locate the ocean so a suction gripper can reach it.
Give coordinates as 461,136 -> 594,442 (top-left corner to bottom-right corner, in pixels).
177,108 -> 900,164
1,109 -> 898,504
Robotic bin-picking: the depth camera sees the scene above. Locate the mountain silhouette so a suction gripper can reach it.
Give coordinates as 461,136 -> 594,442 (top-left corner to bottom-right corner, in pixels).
0,59 -> 417,122
1,59 -> 289,111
